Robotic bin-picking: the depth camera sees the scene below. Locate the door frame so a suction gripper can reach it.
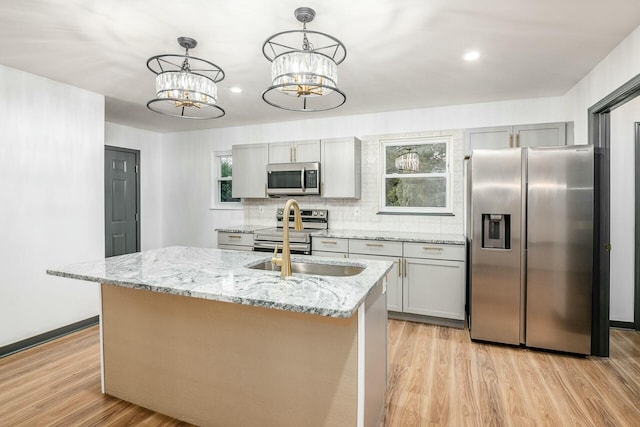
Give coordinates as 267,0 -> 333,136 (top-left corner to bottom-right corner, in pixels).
588,73 -> 640,356
636,122 -> 640,331
105,145 -> 141,254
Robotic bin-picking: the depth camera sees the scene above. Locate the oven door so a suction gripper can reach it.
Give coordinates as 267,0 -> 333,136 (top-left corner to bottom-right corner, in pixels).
253,241 -> 311,255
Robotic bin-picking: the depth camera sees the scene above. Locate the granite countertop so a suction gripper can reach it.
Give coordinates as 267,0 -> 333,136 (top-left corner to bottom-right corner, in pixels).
47,246 -> 392,319
215,224 -> 270,234
310,229 -> 466,245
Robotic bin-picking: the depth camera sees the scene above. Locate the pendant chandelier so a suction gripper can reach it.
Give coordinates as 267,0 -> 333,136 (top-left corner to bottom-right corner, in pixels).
146,37 -> 225,119
262,7 -> 347,112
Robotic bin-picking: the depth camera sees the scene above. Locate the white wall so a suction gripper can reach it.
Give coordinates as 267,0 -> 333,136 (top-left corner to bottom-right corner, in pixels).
609,96 -> 640,322
565,25 -> 640,144
0,65 -> 104,347
564,24 -> 640,322
161,130 -> 246,248
105,122 -> 164,250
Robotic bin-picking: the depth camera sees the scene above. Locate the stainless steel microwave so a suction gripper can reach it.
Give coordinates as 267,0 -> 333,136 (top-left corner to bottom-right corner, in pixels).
266,162 -> 320,196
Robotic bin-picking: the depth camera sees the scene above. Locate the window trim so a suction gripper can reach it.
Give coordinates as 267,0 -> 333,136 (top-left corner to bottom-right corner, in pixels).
378,136 -> 452,214
211,150 -> 242,210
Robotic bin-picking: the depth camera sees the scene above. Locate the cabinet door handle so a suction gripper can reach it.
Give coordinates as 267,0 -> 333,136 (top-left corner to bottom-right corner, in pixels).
293,146 -> 297,162
404,258 -> 407,277
516,133 -> 520,147
366,243 -> 384,248
509,134 -> 513,148
422,246 -> 443,251
290,146 -> 293,162
227,235 -> 242,239
397,258 -> 402,277
344,254 -> 348,259
321,240 -> 337,245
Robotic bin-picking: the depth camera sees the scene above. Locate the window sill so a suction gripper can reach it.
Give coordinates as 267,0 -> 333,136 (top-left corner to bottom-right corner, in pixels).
377,211 -> 454,216
210,204 -> 243,211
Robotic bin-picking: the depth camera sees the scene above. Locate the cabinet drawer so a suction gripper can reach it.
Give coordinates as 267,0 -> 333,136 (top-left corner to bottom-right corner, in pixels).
312,250 -> 348,259
218,244 -> 254,252
349,239 -> 402,257
218,232 -> 254,247
312,237 -> 349,253
403,242 -> 464,261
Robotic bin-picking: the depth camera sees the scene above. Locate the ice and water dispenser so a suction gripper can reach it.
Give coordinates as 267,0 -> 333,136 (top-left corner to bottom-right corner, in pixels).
482,214 -> 510,249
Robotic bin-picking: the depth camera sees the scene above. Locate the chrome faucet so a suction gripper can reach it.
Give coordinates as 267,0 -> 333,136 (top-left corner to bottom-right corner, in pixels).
271,199 -> 303,277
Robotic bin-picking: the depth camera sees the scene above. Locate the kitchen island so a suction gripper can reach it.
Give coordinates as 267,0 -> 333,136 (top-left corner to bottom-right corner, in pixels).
47,246 -> 392,427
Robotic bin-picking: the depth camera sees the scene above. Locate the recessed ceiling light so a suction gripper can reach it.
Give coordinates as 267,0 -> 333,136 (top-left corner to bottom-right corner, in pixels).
463,51 -> 480,61
230,86 -> 243,94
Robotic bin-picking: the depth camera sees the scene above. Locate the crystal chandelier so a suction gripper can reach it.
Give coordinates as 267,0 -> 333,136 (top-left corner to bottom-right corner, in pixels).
146,37 -> 225,119
262,7 -> 347,112
395,152 -> 420,173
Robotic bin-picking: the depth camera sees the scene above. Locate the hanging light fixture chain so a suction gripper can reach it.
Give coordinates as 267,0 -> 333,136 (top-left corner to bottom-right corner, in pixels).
302,22 -> 311,51
181,45 -> 191,72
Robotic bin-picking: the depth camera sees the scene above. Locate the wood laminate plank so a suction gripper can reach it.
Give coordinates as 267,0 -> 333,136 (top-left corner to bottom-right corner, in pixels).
1,320 -> 639,426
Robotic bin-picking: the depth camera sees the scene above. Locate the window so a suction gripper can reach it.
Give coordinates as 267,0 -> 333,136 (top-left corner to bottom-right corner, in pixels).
379,136 -> 452,214
211,151 -> 241,209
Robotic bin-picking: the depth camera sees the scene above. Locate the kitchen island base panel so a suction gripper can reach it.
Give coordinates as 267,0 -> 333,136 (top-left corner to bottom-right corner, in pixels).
101,283 -> 363,427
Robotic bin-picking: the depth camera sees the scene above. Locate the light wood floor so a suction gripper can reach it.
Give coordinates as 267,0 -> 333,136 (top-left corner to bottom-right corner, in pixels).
0,321 -> 638,426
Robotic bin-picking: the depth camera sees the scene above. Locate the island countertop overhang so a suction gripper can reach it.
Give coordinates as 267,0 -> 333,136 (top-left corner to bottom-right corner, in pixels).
47,246 -> 393,318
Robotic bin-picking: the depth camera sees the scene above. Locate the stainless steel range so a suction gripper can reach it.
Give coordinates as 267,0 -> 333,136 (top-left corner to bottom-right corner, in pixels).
253,209 -> 328,255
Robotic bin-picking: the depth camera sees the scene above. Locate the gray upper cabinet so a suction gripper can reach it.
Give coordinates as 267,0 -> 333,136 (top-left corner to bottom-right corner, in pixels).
513,122 -> 566,148
466,126 -> 512,154
268,140 -> 320,163
321,137 -> 361,199
232,143 -> 268,198
465,122 -> 571,156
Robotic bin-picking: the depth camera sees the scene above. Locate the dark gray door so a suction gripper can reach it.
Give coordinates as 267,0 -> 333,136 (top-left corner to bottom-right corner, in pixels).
105,147 -> 139,257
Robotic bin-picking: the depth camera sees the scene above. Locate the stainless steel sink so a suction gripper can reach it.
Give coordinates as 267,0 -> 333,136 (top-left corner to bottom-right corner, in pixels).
248,261 -> 364,277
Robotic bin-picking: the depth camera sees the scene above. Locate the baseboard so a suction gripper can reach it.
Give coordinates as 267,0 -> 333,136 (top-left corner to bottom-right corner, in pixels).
610,320 -> 635,330
0,315 -> 99,359
388,312 -> 465,329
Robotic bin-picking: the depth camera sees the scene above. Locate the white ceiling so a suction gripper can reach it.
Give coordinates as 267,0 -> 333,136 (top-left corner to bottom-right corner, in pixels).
1,0 -> 640,133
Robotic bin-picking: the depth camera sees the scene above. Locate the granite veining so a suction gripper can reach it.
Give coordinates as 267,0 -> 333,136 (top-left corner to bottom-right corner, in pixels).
215,224 -> 270,234
310,229 -> 466,245
47,246 -> 392,319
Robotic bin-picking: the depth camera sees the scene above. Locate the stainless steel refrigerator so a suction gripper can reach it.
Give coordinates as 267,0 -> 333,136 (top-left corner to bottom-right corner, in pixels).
469,145 -> 593,354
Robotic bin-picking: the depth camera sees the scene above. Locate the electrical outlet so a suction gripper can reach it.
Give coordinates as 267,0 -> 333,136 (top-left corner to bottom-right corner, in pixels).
258,206 -> 265,214
354,207 -> 360,217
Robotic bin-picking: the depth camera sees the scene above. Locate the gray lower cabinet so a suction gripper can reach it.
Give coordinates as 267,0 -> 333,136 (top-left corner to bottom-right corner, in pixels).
311,237 -> 349,257
217,232 -> 254,251
403,258 -> 465,320
351,252 -> 402,312
402,242 -> 465,321
348,238 -> 466,324
348,239 -> 403,313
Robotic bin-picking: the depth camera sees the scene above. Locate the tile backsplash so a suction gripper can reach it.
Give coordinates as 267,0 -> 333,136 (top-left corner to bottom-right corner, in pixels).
243,129 -> 465,235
